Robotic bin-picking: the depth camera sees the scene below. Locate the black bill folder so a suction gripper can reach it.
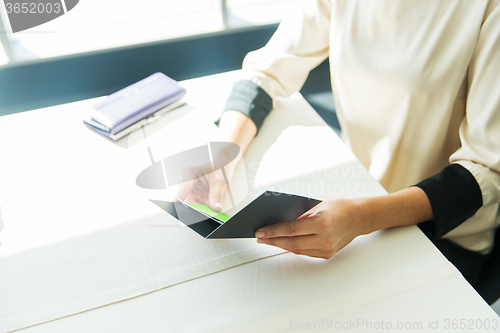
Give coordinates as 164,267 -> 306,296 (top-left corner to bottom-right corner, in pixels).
151,191 -> 321,239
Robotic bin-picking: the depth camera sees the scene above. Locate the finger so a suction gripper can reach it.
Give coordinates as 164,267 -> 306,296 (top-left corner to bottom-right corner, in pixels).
297,211 -> 320,220
255,217 -> 318,238
184,192 -> 203,205
297,203 -> 321,219
178,167 -> 199,185
208,173 -> 227,212
175,180 -> 195,202
256,234 -> 321,251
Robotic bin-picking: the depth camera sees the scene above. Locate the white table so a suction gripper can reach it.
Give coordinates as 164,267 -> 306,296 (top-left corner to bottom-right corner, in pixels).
0,71 -> 498,333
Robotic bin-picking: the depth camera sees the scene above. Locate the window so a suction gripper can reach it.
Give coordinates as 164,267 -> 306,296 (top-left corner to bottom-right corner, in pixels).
0,0 -> 296,65
227,0 -> 295,26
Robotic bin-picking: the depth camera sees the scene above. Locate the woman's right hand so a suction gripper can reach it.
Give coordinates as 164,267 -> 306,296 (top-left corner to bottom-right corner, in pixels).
174,165 -> 228,212
175,110 -> 258,212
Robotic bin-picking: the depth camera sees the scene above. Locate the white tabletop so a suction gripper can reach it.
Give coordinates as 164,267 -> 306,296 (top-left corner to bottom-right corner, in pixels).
0,71 -> 497,333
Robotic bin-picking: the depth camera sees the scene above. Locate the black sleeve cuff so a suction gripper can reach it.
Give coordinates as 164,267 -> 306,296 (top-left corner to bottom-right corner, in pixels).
221,80 -> 273,133
415,164 -> 483,241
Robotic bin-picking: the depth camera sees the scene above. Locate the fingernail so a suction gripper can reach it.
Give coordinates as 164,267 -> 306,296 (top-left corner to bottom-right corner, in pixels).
255,230 -> 265,238
257,238 -> 266,244
214,202 -> 222,211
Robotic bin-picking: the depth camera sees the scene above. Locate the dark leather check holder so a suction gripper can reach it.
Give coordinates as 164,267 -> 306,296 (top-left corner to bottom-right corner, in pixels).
151,191 -> 321,239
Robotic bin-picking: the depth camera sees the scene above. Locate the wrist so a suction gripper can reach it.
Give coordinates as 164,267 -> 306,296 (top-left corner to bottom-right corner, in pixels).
350,197 -> 381,236
353,187 -> 434,235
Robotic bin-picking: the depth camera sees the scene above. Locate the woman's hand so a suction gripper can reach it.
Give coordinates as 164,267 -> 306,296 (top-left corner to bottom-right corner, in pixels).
174,166 -> 228,212
174,110 -> 257,212
255,199 -> 368,259
255,187 -> 434,259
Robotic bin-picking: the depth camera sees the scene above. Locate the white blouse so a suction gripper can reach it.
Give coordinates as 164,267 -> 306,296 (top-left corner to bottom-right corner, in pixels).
238,0 -> 500,253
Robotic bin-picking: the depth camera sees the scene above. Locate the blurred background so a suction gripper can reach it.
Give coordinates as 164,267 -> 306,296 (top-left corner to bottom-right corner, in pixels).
0,0 -> 339,135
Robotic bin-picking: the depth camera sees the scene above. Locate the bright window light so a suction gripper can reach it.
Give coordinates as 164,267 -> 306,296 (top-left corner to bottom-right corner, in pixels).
227,0 -> 296,26
0,0 -> 297,65
0,37 -> 7,65
1,0 -> 222,60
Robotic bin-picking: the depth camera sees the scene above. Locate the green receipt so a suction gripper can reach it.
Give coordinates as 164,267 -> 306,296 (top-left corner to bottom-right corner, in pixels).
188,203 -> 231,222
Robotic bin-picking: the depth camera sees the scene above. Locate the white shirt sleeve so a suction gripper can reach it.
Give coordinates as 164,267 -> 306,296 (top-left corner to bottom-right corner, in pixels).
241,0 -> 331,98
450,1 -> 500,209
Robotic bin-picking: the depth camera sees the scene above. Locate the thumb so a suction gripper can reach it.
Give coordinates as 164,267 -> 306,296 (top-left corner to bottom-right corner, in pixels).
208,177 -> 226,212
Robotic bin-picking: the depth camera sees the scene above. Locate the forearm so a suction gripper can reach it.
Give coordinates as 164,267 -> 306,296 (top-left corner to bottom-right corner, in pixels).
356,187 -> 434,235
218,110 -> 257,155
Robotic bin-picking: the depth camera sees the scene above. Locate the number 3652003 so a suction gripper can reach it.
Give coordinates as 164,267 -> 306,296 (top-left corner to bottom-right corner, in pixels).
5,2 -> 62,14
444,319 -> 498,330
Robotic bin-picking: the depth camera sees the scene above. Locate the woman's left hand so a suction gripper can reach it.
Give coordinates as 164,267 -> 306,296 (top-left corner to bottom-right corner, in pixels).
255,187 -> 433,259
255,199 -> 370,259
